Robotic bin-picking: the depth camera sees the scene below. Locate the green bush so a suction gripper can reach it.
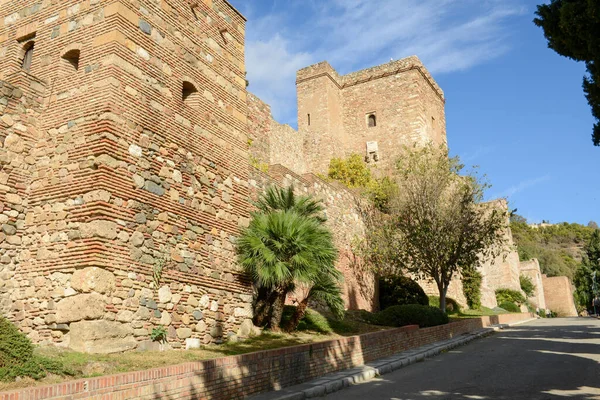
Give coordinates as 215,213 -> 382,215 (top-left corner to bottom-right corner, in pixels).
462,268 -> 482,309
498,301 -> 520,313
0,317 -> 71,382
428,296 -> 461,314
495,288 -> 526,305
519,275 -> 535,298
280,306 -> 346,334
0,317 -> 34,368
379,276 -> 428,310
370,304 -> 449,328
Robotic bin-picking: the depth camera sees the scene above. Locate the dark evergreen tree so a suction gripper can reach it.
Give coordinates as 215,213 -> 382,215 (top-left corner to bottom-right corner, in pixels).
534,0 -> 600,145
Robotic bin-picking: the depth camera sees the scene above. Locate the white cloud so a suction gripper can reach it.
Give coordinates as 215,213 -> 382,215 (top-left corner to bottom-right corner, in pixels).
241,0 -> 526,124
246,35 -> 313,123
491,175 -> 552,200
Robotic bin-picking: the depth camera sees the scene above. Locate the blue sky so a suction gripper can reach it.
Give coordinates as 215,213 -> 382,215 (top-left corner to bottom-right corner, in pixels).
229,0 -> 600,225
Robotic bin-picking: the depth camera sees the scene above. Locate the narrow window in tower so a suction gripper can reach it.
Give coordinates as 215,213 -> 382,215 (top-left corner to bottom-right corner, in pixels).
307,114 -> 311,126
182,81 -> 201,108
61,49 -> 80,73
21,42 -> 34,72
367,114 -> 376,128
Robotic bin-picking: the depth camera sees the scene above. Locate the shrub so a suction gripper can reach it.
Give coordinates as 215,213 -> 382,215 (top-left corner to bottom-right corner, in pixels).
429,296 -> 461,314
520,275 -> 535,298
370,304 -> 449,328
0,317 -> 34,368
379,276 -> 428,310
498,301 -> 520,313
495,288 -> 526,305
538,308 -> 547,318
0,317 -> 71,382
462,268 -> 482,309
151,326 -> 168,342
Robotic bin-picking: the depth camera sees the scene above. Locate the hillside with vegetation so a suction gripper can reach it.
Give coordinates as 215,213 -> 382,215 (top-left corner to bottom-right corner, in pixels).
510,216 -> 596,279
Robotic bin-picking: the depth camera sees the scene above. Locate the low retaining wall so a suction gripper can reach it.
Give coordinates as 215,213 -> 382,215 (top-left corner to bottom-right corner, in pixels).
0,313 -> 534,400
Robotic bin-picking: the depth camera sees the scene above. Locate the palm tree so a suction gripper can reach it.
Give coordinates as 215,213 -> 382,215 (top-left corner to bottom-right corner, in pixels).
253,185 -> 326,222
237,186 -> 344,331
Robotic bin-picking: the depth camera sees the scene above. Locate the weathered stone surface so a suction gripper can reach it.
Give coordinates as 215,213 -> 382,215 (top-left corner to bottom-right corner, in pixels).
237,319 -> 257,337
4,134 -> 24,153
80,220 -> 118,240
176,328 -> 192,339
185,338 -> 201,350
234,305 -> 253,318
116,310 -> 134,322
130,231 -> 145,247
56,294 -> 106,323
158,285 -> 172,303
160,311 -> 172,326
71,267 -> 115,294
69,321 -> 137,354
192,310 -> 203,320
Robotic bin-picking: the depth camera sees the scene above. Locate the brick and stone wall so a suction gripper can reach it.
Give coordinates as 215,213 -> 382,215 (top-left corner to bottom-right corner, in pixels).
247,93 -> 306,174
248,165 -> 377,312
297,57 -> 447,175
519,258 -> 546,310
246,93 -> 377,311
542,275 -> 578,317
0,313 -> 535,400
0,0 -> 254,351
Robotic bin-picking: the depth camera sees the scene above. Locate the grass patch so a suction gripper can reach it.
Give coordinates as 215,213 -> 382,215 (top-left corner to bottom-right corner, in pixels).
0,308 -> 389,392
451,306 -> 513,319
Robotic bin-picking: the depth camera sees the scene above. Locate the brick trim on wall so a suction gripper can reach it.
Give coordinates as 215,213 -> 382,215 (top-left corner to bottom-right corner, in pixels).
0,313 -> 535,400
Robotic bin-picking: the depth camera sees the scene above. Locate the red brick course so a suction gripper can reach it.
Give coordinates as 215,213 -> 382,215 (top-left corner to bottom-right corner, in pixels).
0,313 -> 534,400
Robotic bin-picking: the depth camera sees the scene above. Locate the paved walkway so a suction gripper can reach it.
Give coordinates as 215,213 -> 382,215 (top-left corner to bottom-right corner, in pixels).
249,317 -> 537,400
323,318 -> 600,400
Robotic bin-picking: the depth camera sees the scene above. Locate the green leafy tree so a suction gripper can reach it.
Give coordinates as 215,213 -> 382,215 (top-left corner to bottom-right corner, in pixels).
327,153 -> 396,212
574,230 -> 600,310
510,220 -> 595,279
237,186 -> 344,332
520,275 -> 536,298
362,146 -> 507,312
534,0 -> 600,145
462,267 -> 483,309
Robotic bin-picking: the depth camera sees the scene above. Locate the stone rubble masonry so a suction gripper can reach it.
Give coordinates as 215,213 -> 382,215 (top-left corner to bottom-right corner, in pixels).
247,94 -> 377,311
0,312 -> 536,400
0,0 -> 254,351
542,275 -> 578,317
519,258 -> 546,310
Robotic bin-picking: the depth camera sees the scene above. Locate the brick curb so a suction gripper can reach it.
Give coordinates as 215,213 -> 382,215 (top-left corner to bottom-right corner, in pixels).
249,319 -> 537,400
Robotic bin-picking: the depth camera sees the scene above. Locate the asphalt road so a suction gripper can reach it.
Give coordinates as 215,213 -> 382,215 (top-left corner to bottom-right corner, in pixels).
325,318 -> 600,400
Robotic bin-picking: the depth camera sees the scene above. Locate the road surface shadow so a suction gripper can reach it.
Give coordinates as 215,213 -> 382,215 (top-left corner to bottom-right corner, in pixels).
325,318 -> 600,400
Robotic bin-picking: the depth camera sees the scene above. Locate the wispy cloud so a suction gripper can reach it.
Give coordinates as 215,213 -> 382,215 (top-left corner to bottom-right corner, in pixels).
461,145 -> 496,164
490,175 -> 552,200
238,0 -> 526,124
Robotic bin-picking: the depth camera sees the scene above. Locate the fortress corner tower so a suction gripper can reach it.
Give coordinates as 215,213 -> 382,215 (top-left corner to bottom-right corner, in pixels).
0,0 -> 253,351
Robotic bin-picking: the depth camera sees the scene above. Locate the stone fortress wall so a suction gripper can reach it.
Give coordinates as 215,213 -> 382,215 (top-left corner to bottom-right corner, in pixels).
0,0 -> 579,354
519,258 -> 547,310
0,0 -> 254,352
542,275 -> 578,317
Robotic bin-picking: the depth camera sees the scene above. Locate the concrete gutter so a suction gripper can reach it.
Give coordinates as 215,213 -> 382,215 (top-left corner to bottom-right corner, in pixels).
249,318 -> 538,400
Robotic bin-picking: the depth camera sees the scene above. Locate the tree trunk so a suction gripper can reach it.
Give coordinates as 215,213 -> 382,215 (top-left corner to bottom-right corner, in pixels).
283,297 -> 309,332
438,281 -> 448,313
269,288 -> 287,332
253,286 -> 274,327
